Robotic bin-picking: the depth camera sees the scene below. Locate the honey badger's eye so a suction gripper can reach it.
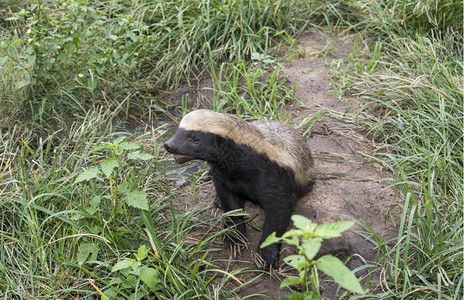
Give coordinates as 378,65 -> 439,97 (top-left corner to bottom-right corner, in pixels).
190,137 -> 200,144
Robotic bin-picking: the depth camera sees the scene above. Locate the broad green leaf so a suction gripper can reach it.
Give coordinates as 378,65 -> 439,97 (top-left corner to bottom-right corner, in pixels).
315,221 -> 354,238
281,235 -> 300,247
136,245 -> 148,261
100,157 -> 120,178
281,290 -> 320,300
260,232 -> 279,248
103,288 -> 119,299
127,150 -> 154,161
0,56 -> 7,66
124,190 -> 149,211
90,195 -> 101,209
113,136 -> 126,145
111,258 -> 139,272
16,79 -> 29,90
76,243 -> 99,266
316,255 -> 364,294
283,254 -> 307,271
94,141 -> 113,151
74,166 -> 101,184
280,276 -> 300,288
301,238 -> 322,260
120,141 -> 140,150
292,215 -> 313,228
83,207 -> 97,216
292,215 -> 316,231
87,77 -> 98,91
313,228 -> 342,238
282,229 -> 303,238
140,267 -> 159,292
109,278 -> 123,285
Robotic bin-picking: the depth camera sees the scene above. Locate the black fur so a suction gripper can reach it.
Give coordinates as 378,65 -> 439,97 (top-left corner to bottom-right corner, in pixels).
164,127 -> 309,266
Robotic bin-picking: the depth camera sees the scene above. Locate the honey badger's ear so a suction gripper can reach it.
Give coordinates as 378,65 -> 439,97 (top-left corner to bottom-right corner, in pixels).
215,136 -> 223,149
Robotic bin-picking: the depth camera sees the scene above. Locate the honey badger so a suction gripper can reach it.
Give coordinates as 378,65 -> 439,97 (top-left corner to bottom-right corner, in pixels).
164,109 -> 314,266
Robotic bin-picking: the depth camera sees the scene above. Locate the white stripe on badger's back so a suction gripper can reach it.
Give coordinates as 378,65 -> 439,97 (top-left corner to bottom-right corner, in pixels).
252,120 -> 313,186
179,110 -> 310,186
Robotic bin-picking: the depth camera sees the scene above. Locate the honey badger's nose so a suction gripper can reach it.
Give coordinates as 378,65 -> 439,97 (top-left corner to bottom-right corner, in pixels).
164,139 -> 176,153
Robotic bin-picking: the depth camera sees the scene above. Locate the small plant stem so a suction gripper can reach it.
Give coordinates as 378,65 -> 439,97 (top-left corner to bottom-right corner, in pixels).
301,264 -> 309,292
310,264 -> 320,297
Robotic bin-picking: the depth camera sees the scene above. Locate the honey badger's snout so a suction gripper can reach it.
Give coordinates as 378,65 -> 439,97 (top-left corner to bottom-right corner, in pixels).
163,139 -> 176,154
164,135 -> 196,164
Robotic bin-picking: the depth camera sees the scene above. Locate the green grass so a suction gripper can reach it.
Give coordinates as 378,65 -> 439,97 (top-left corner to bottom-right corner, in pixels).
1,0 -> 462,298
207,60 -> 297,122
315,0 -> 462,298
0,0 -> 313,128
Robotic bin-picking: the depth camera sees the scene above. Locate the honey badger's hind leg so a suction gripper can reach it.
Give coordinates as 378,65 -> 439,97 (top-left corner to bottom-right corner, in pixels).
257,193 -> 297,267
214,181 -> 247,247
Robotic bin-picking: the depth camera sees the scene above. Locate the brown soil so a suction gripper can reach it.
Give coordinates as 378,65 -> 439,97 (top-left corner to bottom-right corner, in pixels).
170,30 -> 400,299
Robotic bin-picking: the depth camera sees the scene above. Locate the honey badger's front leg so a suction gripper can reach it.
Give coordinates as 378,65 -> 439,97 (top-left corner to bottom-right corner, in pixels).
213,180 -> 246,246
258,193 -> 297,267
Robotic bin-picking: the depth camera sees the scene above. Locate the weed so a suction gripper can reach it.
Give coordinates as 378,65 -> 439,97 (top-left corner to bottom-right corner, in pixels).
262,215 -> 365,299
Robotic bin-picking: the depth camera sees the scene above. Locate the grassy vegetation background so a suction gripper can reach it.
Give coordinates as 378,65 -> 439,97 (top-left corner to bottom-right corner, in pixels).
0,0 -> 462,299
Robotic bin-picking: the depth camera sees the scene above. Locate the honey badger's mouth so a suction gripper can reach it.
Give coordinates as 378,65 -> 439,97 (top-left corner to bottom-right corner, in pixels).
173,154 -> 195,164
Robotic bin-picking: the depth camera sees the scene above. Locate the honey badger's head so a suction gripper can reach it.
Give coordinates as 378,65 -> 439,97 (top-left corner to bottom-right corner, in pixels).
163,127 -> 220,163
163,110 -> 234,164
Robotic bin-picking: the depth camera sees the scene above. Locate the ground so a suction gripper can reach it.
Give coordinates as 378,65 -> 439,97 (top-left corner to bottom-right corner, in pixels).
169,30 -> 400,299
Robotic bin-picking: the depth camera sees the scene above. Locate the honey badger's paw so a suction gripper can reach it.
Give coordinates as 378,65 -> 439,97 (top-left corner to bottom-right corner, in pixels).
256,244 -> 279,268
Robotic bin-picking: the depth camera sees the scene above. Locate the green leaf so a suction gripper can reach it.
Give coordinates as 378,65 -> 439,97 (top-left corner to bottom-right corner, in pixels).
16,79 -> 30,90
0,56 -> 7,66
136,245 -> 148,261
100,157 -> 120,178
281,290 -> 320,300
112,136 -> 126,145
120,141 -> 140,150
94,141 -> 113,151
124,190 -> 149,211
314,221 -> 354,238
127,150 -> 154,161
111,258 -> 139,272
280,276 -> 300,288
74,166 -> 101,184
89,195 -> 101,209
281,229 -> 303,238
283,255 -> 307,271
87,76 -> 98,91
292,215 -> 315,231
315,255 -> 364,294
140,267 -> 159,292
260,232 -> 279,248
301,238 -> 322,260
282,235 -> 300,247
76,243 -> 99,266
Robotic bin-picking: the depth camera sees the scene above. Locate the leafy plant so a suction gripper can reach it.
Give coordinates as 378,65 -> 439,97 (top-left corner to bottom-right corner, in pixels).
74,136 -> 154,217
105,245 -> 160,298
261,215 -> 365,299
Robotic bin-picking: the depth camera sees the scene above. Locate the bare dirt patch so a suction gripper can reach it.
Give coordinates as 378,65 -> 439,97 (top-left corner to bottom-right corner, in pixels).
171,30 -> 400,299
